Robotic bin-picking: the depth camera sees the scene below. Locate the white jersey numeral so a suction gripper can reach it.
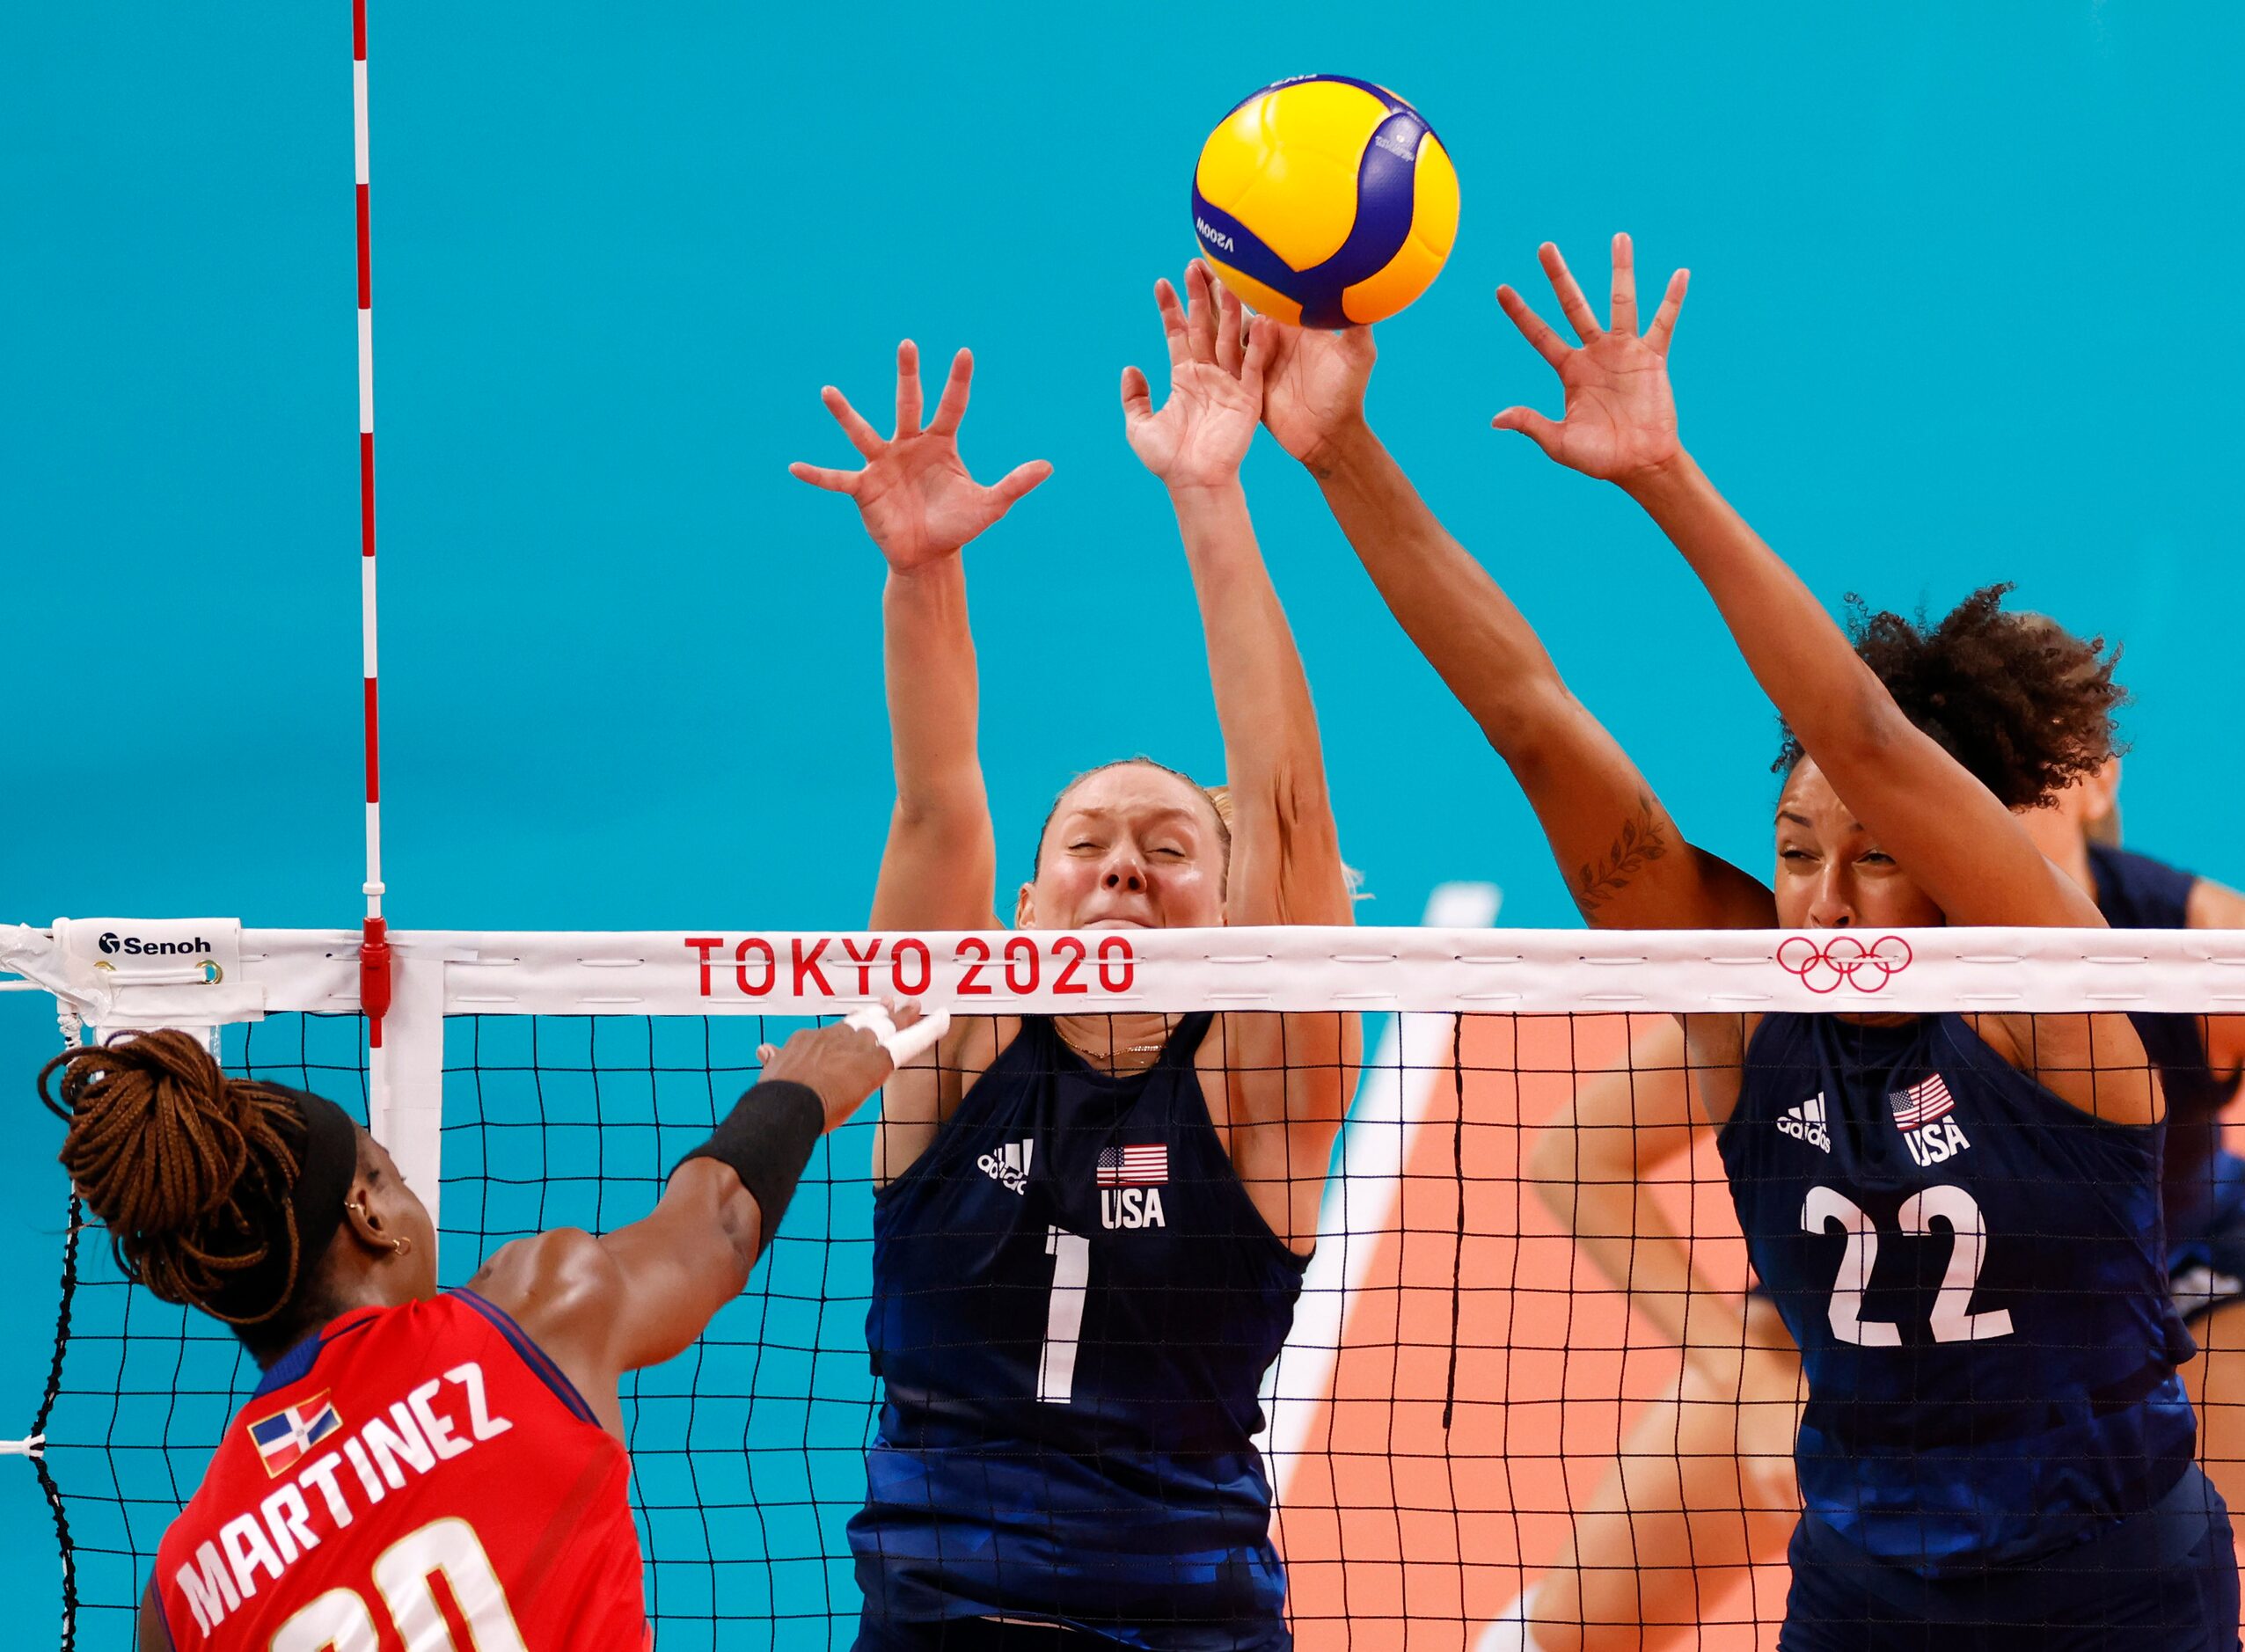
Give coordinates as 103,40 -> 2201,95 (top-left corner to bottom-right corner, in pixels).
1037,1225 -> 1091,1405
1803,1185 -> 1901,1346
267,1516 -> 527,1651
1802,1182 -> 2012,1346
1898,1183 -> 2015,1342
268,1590 -> 378,1652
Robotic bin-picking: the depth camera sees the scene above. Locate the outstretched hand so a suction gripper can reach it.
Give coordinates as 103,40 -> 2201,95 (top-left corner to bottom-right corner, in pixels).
789,343 -> 1051,573
1493,233 -> 1689,486
1122,261 -> 1271,490
1259,319 -> 1377,475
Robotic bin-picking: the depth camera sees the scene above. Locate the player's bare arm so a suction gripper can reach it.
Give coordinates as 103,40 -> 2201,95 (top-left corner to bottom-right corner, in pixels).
470,1014 -> 909,1438
1123,261 -> 1360,1250
1263,299 -> 1768,936
791,341 -> 1049,935
792,346 -> 1050,1176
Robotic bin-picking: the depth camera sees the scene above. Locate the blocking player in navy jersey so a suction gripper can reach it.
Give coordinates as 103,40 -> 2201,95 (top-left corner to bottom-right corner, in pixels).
2022,764 -> 2245,1509
788,261 -> 1357,1649
44,1014 -> 918,1650
1517,763 -> 2245,1650
1261,231 -> 2239,1646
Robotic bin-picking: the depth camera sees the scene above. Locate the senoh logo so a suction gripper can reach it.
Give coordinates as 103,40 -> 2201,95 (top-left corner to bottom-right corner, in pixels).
1775,934 -> 1913,994
683,934 -> 1137,1001
99,932 -> 215,958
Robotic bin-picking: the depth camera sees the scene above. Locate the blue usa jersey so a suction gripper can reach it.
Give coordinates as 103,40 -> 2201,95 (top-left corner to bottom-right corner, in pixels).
2089,842 -> 2241,1233
1719,1012 -> 2197,1573
850,1012 -> 1308,1650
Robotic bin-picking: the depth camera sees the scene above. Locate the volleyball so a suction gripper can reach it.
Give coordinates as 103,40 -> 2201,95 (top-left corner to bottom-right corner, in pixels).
1190,75 -> 1459,328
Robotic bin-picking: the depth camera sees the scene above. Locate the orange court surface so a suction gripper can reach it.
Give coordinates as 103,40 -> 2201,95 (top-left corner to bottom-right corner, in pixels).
1273,1012 -> 1784,1651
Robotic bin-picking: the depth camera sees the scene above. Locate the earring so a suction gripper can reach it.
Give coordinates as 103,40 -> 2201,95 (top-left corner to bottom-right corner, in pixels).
351,1200 -> 409,1257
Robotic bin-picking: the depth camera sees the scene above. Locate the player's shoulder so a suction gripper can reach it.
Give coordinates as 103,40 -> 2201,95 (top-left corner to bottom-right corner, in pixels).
2088,841 -> 2198,925
466,1229 -> 625,1351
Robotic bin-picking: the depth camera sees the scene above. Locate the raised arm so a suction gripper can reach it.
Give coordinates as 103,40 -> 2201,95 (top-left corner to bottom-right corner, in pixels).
790,343 -> 1050,929
1494,236 -> 2099,932
1123,263 -> 1351,929
1120,266 -> 1360,1246
470,1014 -> 910,1437
1255,310 -> 1770,931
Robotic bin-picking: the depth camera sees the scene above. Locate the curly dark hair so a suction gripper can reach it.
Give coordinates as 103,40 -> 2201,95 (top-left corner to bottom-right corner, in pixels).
1774,584 -> 2125,810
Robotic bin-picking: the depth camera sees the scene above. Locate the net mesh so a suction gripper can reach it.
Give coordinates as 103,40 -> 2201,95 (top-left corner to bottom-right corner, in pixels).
27,977 -> 2237,1649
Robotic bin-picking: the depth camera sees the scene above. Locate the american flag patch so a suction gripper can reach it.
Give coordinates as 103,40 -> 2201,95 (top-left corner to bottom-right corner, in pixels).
246,1391 -> 342,1478
1890,1072 -> 1956,1130
1097,1144 -> 1168,1187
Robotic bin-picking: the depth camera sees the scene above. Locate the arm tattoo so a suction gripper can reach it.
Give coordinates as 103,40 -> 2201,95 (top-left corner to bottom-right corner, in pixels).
1574,796 -> 1670,917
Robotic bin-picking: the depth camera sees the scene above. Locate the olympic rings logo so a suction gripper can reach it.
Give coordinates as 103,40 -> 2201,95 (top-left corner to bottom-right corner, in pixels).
1775,933 -> 1914,994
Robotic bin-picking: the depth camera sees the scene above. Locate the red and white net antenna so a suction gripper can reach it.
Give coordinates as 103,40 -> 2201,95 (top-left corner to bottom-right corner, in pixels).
354,0 -> 392,1047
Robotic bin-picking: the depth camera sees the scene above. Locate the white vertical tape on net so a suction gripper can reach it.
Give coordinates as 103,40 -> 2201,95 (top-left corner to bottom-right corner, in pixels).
369,944 -> 461,1254
1261,881 -> 1503,1495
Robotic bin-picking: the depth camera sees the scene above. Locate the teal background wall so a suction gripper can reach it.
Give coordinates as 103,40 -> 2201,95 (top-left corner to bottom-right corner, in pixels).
5,0 -> 2241,1630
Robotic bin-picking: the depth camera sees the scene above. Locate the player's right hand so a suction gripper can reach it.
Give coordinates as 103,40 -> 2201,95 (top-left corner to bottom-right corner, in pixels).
789,342 -> 1051,574
1256,318 -> 1377,475
757,1006 -> 925,1132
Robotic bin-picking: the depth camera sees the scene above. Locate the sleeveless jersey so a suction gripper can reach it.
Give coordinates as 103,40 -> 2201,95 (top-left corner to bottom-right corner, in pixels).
2088,842 -> 2241,1232
1719,1012 -> 2197,1574
851,1012 -> 1309,1650
152,1290 -> 647,1650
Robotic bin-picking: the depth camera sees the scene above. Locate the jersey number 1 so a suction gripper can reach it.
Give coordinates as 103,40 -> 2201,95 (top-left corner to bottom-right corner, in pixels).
267,1517 -> 528,1651
1803,1183 -> 2014,1346
1038,1225 -> 1090,1404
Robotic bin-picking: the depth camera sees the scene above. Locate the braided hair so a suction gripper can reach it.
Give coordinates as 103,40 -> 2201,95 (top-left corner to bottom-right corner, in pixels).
39,1030 -> 360,1361
1775,584 -> 2125,809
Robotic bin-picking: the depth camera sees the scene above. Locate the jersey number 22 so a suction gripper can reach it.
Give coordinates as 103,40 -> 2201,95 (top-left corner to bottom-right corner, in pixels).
1803,1183 -> 2014,1346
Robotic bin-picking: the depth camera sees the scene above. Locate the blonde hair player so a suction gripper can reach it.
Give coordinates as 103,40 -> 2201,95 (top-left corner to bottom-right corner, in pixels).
1254,230 -> 2238,1647
790,259 -> 1357,1650
44,1010 -> 940,1651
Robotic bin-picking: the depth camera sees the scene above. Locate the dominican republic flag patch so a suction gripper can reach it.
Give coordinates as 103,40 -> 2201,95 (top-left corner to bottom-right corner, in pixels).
1097,1144 -> 1168,1187
246,1391 -> 342,1478
1890,1072 -> 1956,1130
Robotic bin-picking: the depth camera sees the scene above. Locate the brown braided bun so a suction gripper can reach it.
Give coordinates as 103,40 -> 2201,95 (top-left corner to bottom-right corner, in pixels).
39,1030 -> 315,1327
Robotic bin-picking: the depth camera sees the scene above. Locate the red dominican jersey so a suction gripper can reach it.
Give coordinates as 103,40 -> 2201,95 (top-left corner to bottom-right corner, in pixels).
152,1290 -> 648,1651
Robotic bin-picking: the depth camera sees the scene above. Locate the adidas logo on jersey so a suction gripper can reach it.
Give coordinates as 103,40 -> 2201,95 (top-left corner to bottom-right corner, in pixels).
977,1139 -> 1034,1195
1780,1093 -> 1832,1153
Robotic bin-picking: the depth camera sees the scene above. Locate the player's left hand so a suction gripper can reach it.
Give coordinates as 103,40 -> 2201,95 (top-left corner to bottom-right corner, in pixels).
1492,233 -> 1689,487
1122,260 -> 1270,491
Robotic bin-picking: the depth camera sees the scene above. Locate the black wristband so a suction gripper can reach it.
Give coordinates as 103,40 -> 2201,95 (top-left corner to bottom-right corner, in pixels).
675,1078 -> 824,1255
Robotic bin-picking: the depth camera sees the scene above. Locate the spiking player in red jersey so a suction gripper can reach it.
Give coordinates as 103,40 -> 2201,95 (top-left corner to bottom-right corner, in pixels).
37,1009 -> 935,1651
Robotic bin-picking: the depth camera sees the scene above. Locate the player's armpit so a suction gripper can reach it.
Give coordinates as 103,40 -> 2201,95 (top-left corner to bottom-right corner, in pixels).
138,1581 -> 172,1652
1510,720 -> 1774,932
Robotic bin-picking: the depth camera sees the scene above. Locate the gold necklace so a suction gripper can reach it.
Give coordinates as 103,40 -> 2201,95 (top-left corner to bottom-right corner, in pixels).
1057,1016 -> 1174,1064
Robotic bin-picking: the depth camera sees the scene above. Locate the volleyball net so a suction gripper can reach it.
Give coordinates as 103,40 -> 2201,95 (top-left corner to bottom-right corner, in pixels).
5,915 -> 2241,1649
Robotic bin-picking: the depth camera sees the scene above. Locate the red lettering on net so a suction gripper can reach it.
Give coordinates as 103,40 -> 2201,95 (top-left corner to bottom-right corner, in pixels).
682,935 -> 1136,999
1775,933 -> 1914,994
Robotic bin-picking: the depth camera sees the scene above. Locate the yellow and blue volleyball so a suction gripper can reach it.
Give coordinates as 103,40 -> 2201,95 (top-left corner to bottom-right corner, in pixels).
1191,76 -> 1459,328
